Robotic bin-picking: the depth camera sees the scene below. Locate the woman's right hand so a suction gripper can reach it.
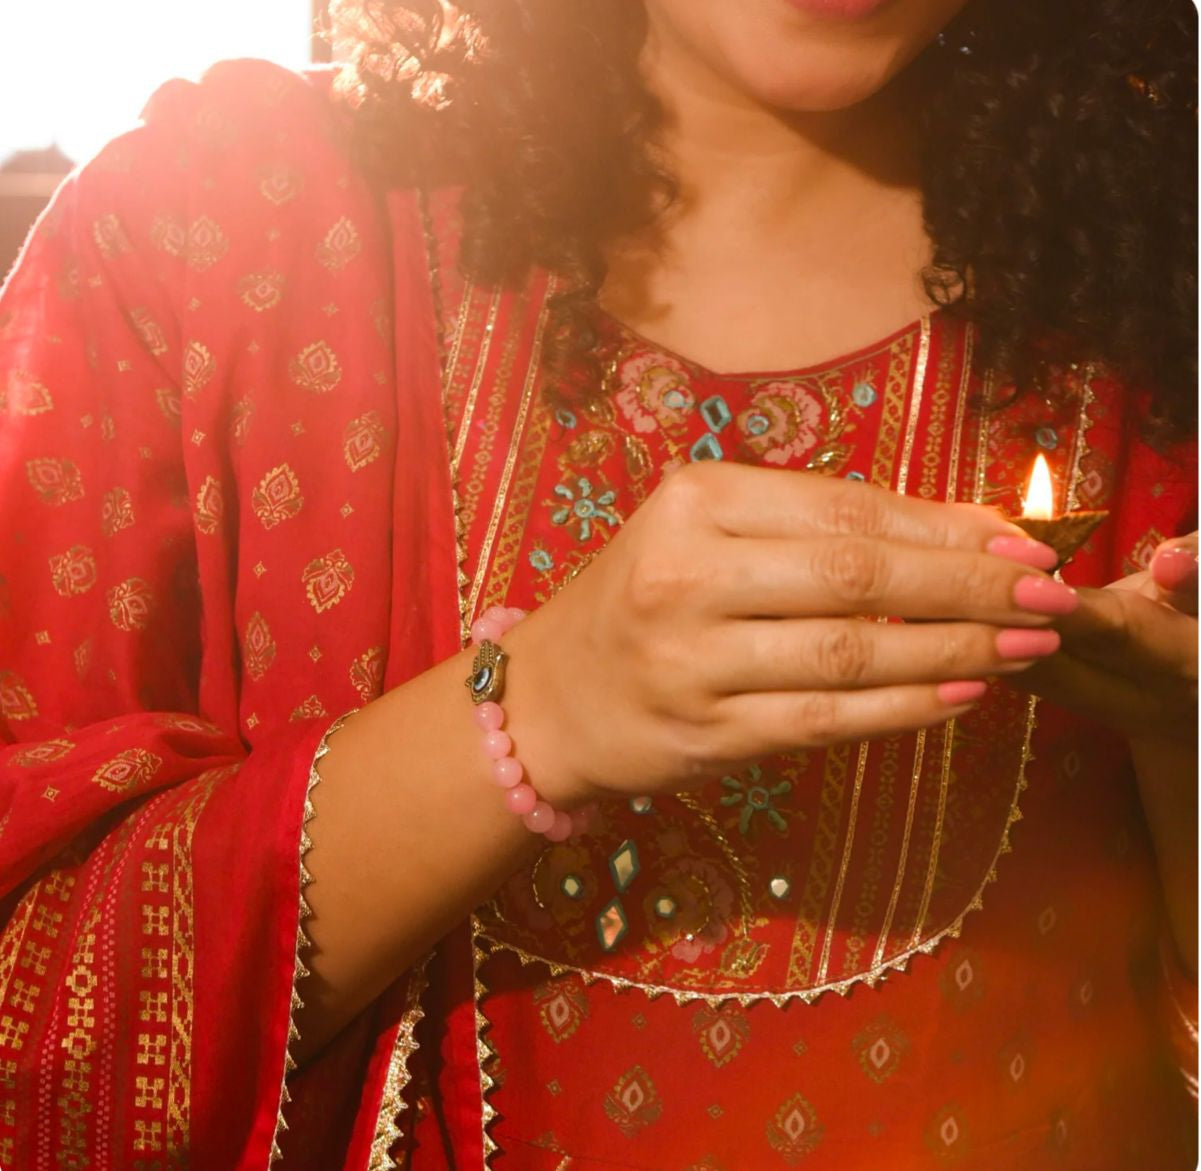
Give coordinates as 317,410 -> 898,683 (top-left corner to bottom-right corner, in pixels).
504,461 -> 1075,805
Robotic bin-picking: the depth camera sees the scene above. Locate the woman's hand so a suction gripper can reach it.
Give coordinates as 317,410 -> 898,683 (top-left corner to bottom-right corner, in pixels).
1012,534 -> 1198,744
1012,533 -> 1198,972
507,461 -> 1073,804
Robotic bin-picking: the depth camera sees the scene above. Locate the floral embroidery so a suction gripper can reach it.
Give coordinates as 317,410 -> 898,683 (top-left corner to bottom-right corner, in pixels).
48,546 -> 97,597
106,578 -> 153,631
765,1092 -> 824,1164
603,1066 -> 664,1137
720,765 -> 793,837
90,748 -> 162,793
549,476 -> 620,542
0,671 -> 39,721
614,349 -> 695,434
736,380 -> 825,466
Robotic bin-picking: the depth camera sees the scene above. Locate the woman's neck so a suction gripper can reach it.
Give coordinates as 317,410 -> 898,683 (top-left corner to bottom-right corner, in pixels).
601,23 -> 935,374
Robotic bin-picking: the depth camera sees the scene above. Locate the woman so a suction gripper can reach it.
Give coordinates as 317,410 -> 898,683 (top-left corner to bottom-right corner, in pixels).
0,0 -> 1195,1166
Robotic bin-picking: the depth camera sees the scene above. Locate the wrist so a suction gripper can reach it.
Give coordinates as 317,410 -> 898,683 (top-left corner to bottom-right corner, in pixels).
473,615 -> 596,812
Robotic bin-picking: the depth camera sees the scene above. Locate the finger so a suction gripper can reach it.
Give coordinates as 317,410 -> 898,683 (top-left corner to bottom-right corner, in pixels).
692,462 -> 1039,552
708,618 -> 1060,693
713,680 -> 990,757
1008,654 -> 1191,741
714,537 -> 1077,625
1151,535 -> 1198,616
1056,587 -> 1198,681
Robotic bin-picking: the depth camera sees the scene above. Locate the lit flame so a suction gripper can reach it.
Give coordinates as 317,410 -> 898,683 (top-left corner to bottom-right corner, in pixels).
1021,453 -> 1055,520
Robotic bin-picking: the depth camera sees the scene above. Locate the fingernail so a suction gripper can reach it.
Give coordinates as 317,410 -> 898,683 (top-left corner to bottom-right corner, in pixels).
987,535 -> 1060,571
1013,575 -> 1078,615
937,679 -> 989,706
1151,545 -> 1198,592
996,627 -> 1061,660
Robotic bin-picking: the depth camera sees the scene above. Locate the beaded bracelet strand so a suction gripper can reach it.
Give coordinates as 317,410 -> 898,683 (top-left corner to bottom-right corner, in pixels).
466,604 -> 575,842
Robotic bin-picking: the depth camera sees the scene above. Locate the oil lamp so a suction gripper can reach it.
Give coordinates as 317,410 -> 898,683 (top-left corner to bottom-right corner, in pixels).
1010,453 -> 1108,570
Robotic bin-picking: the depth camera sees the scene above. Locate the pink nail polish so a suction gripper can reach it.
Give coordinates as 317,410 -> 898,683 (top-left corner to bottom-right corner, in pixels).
996,627 -> 1061,660
987,535 -> 1060,571
937,679 -> 989,706
1013,575 -> 1078,615
1151,545 -> 1198,592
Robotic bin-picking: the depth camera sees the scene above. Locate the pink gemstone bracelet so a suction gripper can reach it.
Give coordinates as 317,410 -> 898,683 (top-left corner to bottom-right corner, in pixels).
467,604 -> 575,842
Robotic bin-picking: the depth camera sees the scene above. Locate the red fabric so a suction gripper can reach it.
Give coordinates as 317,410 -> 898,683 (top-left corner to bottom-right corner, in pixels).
0,61 -> 456,1168
0,59 -> 1195,1170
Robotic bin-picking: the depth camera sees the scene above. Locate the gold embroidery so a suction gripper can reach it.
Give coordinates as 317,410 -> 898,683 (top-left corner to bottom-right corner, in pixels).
894,316 -> 931,495
92,213 -> 131,258
343,410 -> 386,472
301,548 -> 355,614
26,457 -> 84,506
870,330 -> 915,488
0,672 -> 38,722
101,486 -> 135,536
815,740 -> 871,985
194,475 -> 223,535
349,646 -> 386,703
458,295 -> 526,538
238,270 -> 286,313
908,721 -> 955,947
49,545 -> 97,596
451,292 -> 503,476
5,369 -> 54,415
316,216 -> 362,271
182,339 -> 216,400
106,576 -> 154,631
289,341 -> 343,394
944,325 -> 974,503
243,612 -> 277,681
252,463 -> 304,529
91,748 -> 162,793
184,215 -> 230,271
466,290 -> 553,623
787,743 -> 852,986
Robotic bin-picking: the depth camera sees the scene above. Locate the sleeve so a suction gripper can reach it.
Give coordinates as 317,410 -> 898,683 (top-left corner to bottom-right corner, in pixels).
0,77 -> 331,1170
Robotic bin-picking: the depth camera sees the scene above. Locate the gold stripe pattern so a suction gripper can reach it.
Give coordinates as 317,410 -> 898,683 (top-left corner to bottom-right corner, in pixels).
816,739 -> 871,984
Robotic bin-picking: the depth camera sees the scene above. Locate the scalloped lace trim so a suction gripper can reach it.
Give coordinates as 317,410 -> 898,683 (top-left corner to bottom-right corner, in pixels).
268,711 -> 352,1166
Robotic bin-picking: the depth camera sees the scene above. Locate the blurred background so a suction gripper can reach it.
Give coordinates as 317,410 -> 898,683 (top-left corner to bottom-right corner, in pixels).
1,0 -> 332,279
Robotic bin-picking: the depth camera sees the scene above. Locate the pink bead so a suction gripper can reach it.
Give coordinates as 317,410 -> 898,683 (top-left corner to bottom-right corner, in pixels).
482,730 -> 512,760
490,757 -> 522,788
543,811 -> 573,842
503,606 -> 527,626
504,784 -> 537,815
522,801 -> 555,833
470,617 -> 502,646
472,702 -> 504,732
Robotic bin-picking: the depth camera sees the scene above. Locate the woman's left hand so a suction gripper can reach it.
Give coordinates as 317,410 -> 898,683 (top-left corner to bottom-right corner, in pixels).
1013,533 -> 1198,744
1015,533 -> 1198,972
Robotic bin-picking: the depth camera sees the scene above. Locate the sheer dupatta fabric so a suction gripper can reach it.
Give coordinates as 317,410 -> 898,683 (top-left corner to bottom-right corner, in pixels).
0,61 -> 457,1168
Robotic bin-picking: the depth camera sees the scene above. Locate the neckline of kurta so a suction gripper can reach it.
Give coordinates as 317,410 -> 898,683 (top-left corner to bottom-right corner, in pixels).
596,306 -> 938,384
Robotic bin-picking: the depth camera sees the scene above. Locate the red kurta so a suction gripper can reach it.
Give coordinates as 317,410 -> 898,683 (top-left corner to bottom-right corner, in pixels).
0,61 -> 1194,1169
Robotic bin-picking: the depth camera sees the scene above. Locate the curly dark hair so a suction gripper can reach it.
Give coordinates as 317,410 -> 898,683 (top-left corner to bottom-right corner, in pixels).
333,0 -> 1197,436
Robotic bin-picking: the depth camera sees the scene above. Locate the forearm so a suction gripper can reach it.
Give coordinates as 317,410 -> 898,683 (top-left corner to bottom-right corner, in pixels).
1131,734 -> 1198,977
293,625 -> 576,1064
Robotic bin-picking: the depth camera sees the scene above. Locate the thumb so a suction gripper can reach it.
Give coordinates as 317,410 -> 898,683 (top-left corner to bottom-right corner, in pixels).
1150,532 -> 1198,614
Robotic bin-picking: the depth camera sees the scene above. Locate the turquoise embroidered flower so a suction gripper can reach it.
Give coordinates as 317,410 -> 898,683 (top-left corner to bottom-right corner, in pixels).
720,765 -> 792,836
550,476 -> 619,542
528,547 -> 555,573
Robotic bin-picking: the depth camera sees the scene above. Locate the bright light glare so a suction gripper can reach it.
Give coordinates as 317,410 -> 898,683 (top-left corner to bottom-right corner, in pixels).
1,1 -> 312,164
